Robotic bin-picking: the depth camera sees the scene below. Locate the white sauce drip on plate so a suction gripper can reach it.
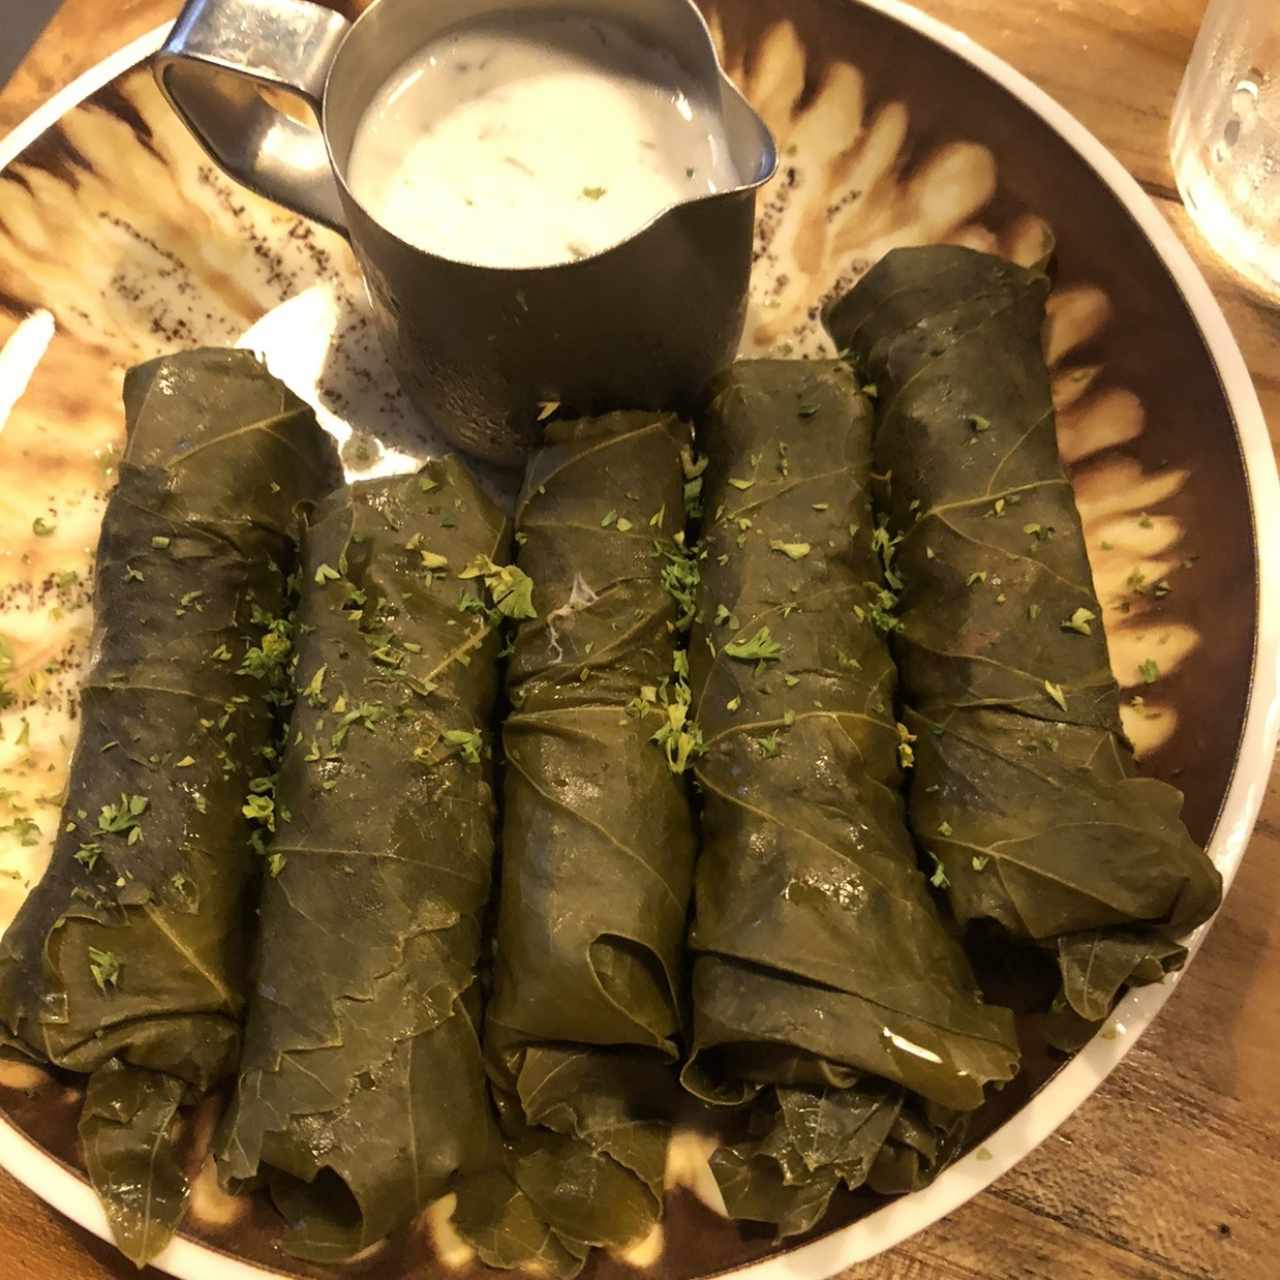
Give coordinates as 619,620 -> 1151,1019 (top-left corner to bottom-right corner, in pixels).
346,12 -> 740,268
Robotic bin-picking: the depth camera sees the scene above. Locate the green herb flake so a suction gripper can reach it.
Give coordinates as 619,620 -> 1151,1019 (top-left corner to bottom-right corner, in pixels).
600,510 -> 618,528
150,535 -> 171,549
443,728 -> 485,764
770,540 -> 811,561
797,404 -> 819,419
726,695 -> 742,712
896,722 -> 916,769
88,947 -> 120,993
1139,658 -> 1160,684
74,842 -> 102,870
97,793 -> 148,842
972,855 -> 990,872
267,853 -> 287,878
966,415 -> 991,433
965,571 -> 987,587
314,563 -> 341,585
1043,679 -> 1068,712
937,820 -> 954,837
303,665 -> 328,706
1061,606 -> 1096,636
615,517 -> 633,533
728,477 -> 755,491
457,555 -> 537,620
32,516 -> 56,537
723,626 -> 782,663
582,185 -> 608,200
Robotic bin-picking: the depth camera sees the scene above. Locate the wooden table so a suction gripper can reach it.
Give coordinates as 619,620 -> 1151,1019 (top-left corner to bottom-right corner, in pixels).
1,1 -> 1277,1277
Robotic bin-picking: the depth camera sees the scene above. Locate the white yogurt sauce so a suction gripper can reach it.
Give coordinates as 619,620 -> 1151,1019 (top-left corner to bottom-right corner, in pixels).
346,12 -> 740,268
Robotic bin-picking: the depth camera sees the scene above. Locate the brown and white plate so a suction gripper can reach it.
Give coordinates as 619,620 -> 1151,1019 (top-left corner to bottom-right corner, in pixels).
0,2 -> 1276,1278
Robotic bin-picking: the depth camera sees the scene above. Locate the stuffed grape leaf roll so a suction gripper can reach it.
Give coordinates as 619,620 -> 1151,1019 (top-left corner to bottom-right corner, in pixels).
825,245 -> 1223,1039
0,349 -> 340,1263
477,412 -> 698,1259
217,460 -> 527,1263
684,359 -> 1019,1234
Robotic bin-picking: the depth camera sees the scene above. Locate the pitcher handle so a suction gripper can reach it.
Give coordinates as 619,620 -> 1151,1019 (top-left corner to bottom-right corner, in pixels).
154,0 -> 351,233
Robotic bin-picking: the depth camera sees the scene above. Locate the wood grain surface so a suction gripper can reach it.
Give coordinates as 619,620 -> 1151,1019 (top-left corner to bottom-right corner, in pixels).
1,1 -> 1277,1277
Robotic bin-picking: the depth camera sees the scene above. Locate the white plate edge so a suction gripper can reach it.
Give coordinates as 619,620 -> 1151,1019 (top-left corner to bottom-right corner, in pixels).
0,8 -> 1274,1279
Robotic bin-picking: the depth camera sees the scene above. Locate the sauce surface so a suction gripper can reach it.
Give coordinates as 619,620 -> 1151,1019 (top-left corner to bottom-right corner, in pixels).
346,12 -> 740,268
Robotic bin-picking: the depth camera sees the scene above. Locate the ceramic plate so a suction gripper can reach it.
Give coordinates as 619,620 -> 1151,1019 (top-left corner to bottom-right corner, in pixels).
0,2 -> 1276,1278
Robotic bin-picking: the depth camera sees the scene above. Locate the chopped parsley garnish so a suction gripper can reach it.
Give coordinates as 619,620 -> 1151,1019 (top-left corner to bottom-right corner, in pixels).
241,793 -> 276,829
1043,679 -> 1068,711
88,947 -> 121,993
239,614 -> 292,681
966,414 -> 991,433
896,722 -> 916,769
728,477 -> 754,490
97,793 -> 147,844
457,555 -> 537,620
32,516 -> 56,537
769,540 -> 811,560
303,664 -> 328,707
74,842 -> 103,870
443,728 -> 485,764
1061,607 -> 1096,636
1139,658 -> 1160,684
314,562 -> 342,584
657,542 -> 699,632
330,702 -> 392,750
151,535 -> 171,549
723,626 -> 782,663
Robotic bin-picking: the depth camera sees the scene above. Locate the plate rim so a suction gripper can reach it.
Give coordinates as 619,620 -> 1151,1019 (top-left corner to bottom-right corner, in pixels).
0,4 -> 1276,1279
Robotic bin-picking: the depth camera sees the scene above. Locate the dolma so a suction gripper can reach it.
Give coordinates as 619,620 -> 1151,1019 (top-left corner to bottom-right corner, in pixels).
0,349 -> 340,1263
684,360 -> 1019,1234
217,462 -> 530,1263
475,412 -> 698,1258
825,245 -> 1223,1038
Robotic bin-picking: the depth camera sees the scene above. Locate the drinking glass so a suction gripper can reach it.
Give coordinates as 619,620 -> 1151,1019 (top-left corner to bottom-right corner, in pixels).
1170,0 -> 1280,298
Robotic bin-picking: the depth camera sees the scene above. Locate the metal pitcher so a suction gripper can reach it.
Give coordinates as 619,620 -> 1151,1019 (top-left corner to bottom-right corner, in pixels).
155,0 -> 777,465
